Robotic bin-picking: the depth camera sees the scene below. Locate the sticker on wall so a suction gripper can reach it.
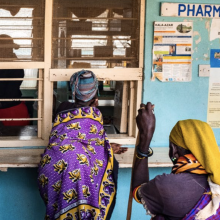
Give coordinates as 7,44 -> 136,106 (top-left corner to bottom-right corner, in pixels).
210,19 -> 220,41
207,49 -> 220,128
152,22 -> 193,82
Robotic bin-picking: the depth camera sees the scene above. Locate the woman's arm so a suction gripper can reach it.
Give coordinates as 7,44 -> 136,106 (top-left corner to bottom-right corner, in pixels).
132,102 -> 155,191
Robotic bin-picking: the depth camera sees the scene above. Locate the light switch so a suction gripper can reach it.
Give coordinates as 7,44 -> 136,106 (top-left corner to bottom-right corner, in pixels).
199,65 -> 210,77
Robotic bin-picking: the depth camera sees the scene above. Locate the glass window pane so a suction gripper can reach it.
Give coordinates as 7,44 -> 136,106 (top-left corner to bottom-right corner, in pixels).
0,0 -> 45,61
52,0 -> 140,68
54,80 -> 129,135
0,68 -> 41,137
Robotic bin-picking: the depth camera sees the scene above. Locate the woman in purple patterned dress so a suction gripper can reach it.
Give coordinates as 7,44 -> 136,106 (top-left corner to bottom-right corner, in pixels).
38,70 -> 123,220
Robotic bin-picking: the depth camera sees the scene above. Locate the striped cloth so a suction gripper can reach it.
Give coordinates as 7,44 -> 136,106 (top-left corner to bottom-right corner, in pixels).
172,154 -> 208,175
70,70 -> 98,102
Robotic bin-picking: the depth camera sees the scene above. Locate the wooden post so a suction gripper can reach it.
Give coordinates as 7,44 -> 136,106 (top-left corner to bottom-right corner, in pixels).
43,0 -> 53,140
127,0 -> 145,219
134,80 -> 142,137
126,134 -> 140,220
139,0 -> 146,69
38,69 -> 43,138
128,81 -> 135,136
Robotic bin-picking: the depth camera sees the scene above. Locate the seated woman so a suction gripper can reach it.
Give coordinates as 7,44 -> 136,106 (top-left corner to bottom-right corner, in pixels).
38,70 -> 122,220
132,102 -> 220,220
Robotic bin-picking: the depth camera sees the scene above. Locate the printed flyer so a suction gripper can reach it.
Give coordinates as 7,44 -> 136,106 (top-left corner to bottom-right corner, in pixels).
152,22 -> 193,82
207,49 -> 220,128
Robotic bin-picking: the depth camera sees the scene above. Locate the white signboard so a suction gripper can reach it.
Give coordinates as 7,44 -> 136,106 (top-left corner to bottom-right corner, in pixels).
207,69 -> 220,128
207,49 -> 220,128
161,3 -> 220,18
152,22 -> 192,82
210,19 -> 220,41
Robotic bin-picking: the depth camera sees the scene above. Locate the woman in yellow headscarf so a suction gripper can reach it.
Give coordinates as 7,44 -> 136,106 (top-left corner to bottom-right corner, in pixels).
132,102 -> 220,220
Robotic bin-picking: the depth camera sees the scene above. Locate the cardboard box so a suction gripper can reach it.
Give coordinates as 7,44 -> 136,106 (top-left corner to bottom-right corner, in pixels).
68,49 -> 81,57
109,19 -> 121,31
94,46 -> 113,57
67,21 -> 92,32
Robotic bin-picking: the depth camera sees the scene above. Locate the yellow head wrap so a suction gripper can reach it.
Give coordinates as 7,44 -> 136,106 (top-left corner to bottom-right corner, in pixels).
169,119 -> 220,185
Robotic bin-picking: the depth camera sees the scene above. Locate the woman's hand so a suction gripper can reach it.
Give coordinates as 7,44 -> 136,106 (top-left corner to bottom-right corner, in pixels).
136,102 -> 155,152
110,143 -> 128,154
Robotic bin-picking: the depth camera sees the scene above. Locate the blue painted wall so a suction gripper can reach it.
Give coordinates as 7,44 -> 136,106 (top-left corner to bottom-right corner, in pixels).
1,1 -> 220,220
144,0 -> 220,147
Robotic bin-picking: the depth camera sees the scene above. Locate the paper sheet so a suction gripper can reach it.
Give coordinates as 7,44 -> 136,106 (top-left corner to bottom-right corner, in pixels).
152,22 -> 193,82
210,19 -> 220,41
207,49 -> 220,128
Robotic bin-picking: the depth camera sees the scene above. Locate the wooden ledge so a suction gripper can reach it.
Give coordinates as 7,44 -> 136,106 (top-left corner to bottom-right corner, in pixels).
116,147 -> 172,168
0,147 -> 172,171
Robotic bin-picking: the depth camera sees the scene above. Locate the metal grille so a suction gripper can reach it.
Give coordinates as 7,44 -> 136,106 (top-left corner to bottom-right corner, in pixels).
0,69 -> 43,138
0,0 -> 45,61
52,0 -> 140,69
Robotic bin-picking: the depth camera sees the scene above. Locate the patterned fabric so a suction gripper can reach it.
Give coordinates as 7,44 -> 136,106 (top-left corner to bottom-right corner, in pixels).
169,119 -> 220,185
172,154 -> 208,175
182,190 -> 220,220
70,70 -> 98,102
38,107 -> 116,220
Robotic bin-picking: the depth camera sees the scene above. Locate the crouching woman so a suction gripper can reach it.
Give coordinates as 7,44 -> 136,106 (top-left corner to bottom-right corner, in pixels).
38,70 -> 118,220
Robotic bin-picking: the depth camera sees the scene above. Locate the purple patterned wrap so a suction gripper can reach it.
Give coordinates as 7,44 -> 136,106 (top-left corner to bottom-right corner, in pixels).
38,107 -> 116,220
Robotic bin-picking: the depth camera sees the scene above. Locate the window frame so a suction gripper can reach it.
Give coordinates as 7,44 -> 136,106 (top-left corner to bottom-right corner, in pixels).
0,0 -> 145,147
0,0 -> 53,147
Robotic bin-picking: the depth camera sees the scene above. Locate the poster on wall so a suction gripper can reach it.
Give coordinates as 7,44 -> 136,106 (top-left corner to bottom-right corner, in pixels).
207,49 -> 220,128
152,22 -> 193,82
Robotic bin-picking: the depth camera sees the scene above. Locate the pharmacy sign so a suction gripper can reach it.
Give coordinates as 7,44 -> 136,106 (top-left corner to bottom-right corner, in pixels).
161,3 -> 220,18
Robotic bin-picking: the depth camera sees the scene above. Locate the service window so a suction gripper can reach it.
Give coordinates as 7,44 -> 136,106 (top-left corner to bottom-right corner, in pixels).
0,0 -> 44,61
52,0 -> 140,69
0,0 -> 145,147
51,0 -> 145,144
0,0 -> 49,147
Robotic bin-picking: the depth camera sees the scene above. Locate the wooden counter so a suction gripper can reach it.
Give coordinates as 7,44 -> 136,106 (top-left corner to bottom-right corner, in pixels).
0,147 -> 173,171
